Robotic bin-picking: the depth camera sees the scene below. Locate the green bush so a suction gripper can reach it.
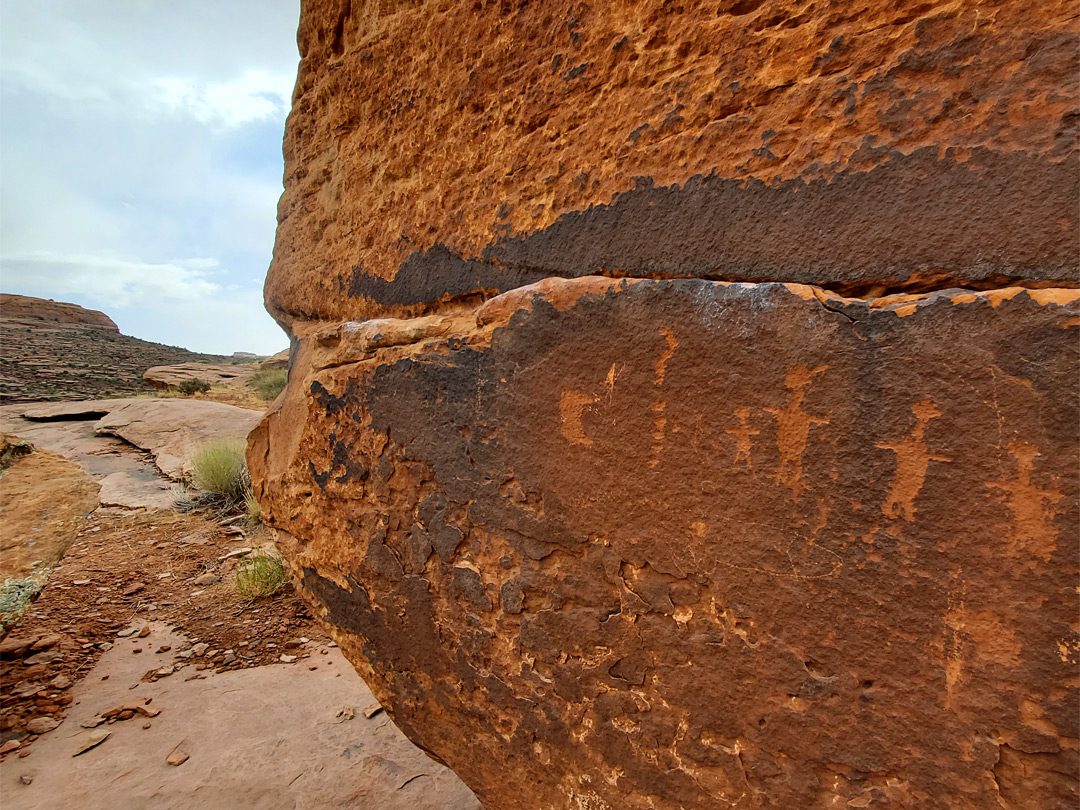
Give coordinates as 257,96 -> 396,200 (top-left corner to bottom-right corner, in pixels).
178,378 -> 212,395
251,368 -> 288,401
235,549 -> 287,599
190,438 -> 249,504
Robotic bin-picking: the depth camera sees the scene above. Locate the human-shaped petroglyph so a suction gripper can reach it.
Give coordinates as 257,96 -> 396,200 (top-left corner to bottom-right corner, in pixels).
986,440 -> 1062,560
764,364 -> 829,496
725,406 -> 759,467
877,399 -> 951,522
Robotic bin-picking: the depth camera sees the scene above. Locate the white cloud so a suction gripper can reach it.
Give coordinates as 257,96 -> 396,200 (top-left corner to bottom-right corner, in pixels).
0,1 -> 300,355
1,252 -> 221,306
151,70 -> 293,128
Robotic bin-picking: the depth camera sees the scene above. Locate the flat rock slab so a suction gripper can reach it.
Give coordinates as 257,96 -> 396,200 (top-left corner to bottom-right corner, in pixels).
97,470 -> 176,511
21,399 -> 261,480
0,444 -> 99,582
0,623 -> 480,810
0,406 -> 175,511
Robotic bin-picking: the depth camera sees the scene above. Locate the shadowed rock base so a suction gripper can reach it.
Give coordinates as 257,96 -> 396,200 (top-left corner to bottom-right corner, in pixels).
250,280 -> 1079,810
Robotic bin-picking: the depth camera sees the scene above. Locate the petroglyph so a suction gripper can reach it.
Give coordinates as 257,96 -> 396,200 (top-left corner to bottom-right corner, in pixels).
560,389 -> 596,446
725,407 -> 759,467
650,329 -> 678,467
877,400 -> 951,522
764,365 -> 828,496
986,441 -> 1063,560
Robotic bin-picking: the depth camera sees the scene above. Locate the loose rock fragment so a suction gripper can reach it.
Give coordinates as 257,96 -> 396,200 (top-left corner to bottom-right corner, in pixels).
25,717 -> 58,735
73,731 -> 111,757
166,749 -> 189,766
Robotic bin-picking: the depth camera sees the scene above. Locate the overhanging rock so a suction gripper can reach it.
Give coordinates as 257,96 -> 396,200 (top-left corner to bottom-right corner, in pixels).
250,2 -> 1079,808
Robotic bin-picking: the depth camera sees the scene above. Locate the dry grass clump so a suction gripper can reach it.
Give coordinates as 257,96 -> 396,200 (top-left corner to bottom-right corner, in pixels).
178,378 -> 212,395
251,368 -> 288,401
243,486 -> 262,525
235,550 -> 287,599
190,438 -> 249,504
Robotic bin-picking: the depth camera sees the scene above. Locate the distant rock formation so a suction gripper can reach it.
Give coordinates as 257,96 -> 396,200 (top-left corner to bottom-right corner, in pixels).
0,294 -> 117,330
258,349 -> 290,372
0,295 -> 234,402
143,363 -> 257,390
249,2 -> 1079,809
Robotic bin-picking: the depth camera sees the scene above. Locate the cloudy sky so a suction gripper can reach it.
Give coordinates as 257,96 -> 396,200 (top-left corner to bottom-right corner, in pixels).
0,1 -> 301,354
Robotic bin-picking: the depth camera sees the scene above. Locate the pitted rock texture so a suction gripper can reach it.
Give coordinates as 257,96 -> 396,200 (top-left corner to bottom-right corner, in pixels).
267,0 -> 1077,325
254,2 -> 1079,808
250,280 -> 1079,810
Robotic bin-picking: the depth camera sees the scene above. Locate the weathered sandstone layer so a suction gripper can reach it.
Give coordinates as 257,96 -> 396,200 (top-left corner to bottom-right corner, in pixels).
1,294 -> 117,330
250,2 -> 1078,808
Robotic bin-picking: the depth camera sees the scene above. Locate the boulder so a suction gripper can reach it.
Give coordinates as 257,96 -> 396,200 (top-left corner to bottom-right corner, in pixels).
249,2 -> 1079,809
143,363 -> 256,390
259,349 -> 290,372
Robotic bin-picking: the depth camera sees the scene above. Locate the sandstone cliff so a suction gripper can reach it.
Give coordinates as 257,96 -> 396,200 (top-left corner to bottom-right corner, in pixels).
250,2 -> 1079,808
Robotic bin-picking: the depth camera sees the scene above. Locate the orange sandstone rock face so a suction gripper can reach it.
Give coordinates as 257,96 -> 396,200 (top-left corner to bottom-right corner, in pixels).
266,0 -> 1077,326
252,3 -> 1079,808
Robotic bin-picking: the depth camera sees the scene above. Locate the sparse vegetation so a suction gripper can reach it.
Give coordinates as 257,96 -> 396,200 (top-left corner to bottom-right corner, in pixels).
235,549 -> 287,599
251,367 -> 288,401
178,378 -> 212,395
189,438 -> 250,504
0,435 -> 33,473
243,485 -> 262,525
0,571 -> 48,633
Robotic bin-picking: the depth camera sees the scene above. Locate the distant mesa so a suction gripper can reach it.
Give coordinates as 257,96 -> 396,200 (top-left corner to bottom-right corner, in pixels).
0,293 -> 118,331
0,294 -> 240,403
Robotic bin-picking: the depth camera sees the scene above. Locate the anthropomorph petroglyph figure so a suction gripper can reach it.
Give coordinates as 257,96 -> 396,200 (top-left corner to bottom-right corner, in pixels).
764,364 -> 829,496
877,399 -> 951,522
726,406 -> 759,467
986,440 -> 1063,560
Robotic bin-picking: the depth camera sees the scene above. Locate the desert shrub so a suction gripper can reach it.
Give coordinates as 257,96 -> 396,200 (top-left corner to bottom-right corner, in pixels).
251,368 -> 288,401
235,549 -> 287,599
178,378 -> 212,395
190,438 -> 249,504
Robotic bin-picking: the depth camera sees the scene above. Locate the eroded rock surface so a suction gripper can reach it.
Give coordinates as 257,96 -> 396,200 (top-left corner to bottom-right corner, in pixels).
251,2 -> 1079,808
0,294 -> 118,330
143,363 -> 257,390
22,399 -> 260,480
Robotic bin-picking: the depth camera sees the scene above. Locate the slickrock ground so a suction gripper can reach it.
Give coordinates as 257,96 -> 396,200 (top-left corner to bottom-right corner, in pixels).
249,1 -> 1079,809
0,295 -> 244,402
18,399 -> 262,480
0,404 -> 479,809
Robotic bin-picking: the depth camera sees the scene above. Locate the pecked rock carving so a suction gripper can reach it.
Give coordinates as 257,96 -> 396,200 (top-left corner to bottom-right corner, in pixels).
250,2 -> 1078,808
